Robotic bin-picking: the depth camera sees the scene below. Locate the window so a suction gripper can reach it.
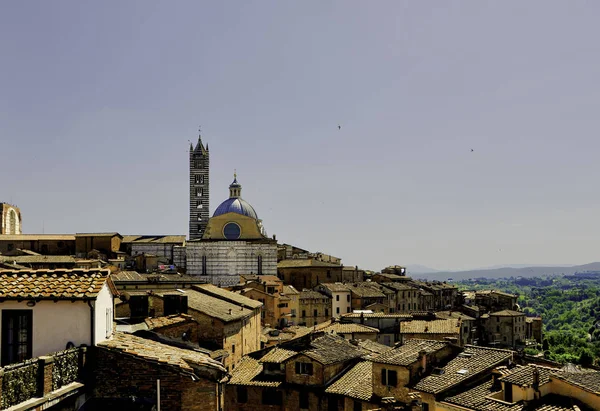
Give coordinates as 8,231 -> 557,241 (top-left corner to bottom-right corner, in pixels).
2,310 -> 32,366
232,344 -> 235,354
302,310 -> 306,318
201,255 -> 207,275
327,270 -> 331,278
164,295 -> 188,315
347,294 -> 350,302
325,308 -> 329,317
196,187 -> 203,197
295,362 -> 314,375
347,307 -> 351,313
197,201 -> 203,209
336,295 -> 340,302
336,307 -> 340,314
354,400 -> 362,411
258,255 -> 263,275
7,243 -> 14,252
105,308 -> 113,338
267,286 -> 275,294
423,404 -> 430,411
237,386 -> 247,403
313,309 -> 317,317
262,389 -> 283,405
300,391 -> 309,409
496,326 -> 500,332
130,295 -> 149,318
381,369 -> 398,387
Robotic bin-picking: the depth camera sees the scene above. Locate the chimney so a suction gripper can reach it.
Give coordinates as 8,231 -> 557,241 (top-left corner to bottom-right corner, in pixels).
532,366 -> 540,390
418,350 -> 427,371
491,369 -> 502,390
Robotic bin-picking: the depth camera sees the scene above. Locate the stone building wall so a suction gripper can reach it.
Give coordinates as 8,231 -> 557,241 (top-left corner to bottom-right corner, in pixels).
92,347 -> 223,411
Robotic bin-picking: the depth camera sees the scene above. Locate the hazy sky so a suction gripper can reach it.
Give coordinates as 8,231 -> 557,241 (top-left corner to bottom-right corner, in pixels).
2,1 -> 600,271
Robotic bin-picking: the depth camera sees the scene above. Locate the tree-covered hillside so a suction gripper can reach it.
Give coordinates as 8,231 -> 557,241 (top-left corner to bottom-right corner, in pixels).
455,273 -> 600,365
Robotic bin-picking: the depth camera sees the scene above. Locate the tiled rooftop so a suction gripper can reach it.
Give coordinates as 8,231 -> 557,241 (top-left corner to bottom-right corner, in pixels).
111,271 -> 206,283
301,334 -> 366,365
500,365 -> 554,387
278,259 -> 340,268
414,346 -> 513,394
356,340 -> 393,356
490,309 -> 525,317
444,378 -> 585,411
98,332 -> 225,375
122,235 -> 186,244
259,347 -> 297,364
373,339 -> 449,366
180,289 -> 254,322
144,314 -> 196,330
552,369 -> 600,394
282,285 -> 299,295
325,361 -> 373,401
320,322 -> 379,335
299,290 -> 328,300
348,284 -> 386,298
0,269 -> 109,300
0,234 -> 75,241
228,356 -> 281,387
435,311 -> 476,321
0,255 -> 77,264
318,283 -> 351,292
342,312 -> 413,319
192,284 -> 263,309
400,319 -> 460,334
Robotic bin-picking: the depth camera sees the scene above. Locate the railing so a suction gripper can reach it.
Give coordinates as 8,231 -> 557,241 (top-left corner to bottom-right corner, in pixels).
0,358 -> 40,409
0,346 -> 86,410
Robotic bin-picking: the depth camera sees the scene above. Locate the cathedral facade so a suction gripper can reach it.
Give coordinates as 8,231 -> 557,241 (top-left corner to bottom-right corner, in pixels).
187,136 -> 277,286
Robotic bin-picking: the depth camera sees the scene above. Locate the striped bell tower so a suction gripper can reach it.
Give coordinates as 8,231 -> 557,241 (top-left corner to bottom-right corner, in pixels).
189,131 -> 209,240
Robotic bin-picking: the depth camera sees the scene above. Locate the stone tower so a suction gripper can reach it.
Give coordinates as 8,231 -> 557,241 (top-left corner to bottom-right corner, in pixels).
189,133 -> 209,240
1,203 -> 22,235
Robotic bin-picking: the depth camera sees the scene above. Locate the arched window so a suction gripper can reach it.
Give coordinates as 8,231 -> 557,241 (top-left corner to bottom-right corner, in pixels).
7,209 -> 18,235
257,255 -> 263,275
202,255 -> 207,275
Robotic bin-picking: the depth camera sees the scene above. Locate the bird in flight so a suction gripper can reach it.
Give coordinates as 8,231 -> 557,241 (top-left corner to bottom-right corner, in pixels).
338,125 -> 341,130
471,149 -> 474,152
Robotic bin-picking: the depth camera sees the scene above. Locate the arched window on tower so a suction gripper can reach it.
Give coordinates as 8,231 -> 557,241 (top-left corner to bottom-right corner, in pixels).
196,188 -> 203,197
197,201 -> 203,209
202,255 -> 207,275
257,255 -> 263,275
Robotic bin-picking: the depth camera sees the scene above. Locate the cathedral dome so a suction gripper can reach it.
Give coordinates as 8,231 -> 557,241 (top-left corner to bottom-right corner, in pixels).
213,198 -> 258,219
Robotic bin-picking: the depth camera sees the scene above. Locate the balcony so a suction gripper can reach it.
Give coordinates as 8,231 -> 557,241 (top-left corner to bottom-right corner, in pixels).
0,346 -> 87,410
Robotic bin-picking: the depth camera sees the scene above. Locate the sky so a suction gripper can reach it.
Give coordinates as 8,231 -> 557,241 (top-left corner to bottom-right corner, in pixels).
1,1 -> 600,271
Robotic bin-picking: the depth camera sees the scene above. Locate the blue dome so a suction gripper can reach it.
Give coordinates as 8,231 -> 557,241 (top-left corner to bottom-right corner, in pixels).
213,198 -> 258,219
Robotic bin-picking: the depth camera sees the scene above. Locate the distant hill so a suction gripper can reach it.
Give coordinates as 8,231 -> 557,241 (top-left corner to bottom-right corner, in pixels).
413,262 -> 600,281
406,264 -> 441,274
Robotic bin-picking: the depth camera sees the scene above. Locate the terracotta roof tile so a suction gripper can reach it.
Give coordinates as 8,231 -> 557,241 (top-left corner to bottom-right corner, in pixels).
228,357 -> 281,387
320,322 -> 379,335
0,269 -> 109,300
259,347 -> 297,364
98,332 -> 226,375
192,284 -> 263,309
301,334 -> 366,365
551,369 -> 600,394
414,346 -> 513,394
373,339 -> 449,366
400,319 -> 460,334
325,361 -> 373,401
501,365 -> 554,387
144,314 -> 196,330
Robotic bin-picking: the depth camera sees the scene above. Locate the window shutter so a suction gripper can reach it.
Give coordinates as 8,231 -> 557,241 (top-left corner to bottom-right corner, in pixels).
389,370 -> 398,387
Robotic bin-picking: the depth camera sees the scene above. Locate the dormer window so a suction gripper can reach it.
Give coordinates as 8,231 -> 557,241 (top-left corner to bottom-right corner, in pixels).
295,362 -> 313,375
